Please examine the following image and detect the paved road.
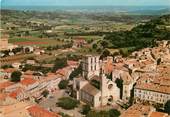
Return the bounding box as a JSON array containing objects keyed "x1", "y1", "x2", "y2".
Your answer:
[
  {"x1": 39, "y1": 90, "x2": 65, "y2": 108},
  {"x1": 39, "y1": 90, "x2": 83, "y2": 117}
]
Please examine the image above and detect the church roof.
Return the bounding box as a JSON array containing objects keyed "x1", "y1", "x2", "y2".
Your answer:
[{"x1": 81, "y1": 83, "x2": 100, "y2": 96}]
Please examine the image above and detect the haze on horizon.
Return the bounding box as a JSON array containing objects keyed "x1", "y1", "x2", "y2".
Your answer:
[{"x1": 2, "y1": 0, "x2": 170, "y2": 6}]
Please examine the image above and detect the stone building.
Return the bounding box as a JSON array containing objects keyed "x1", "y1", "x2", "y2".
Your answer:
[
  {"x1": 73, "y1": 55, "x2": 120, "y2": 107},
  {"x1": 134, "y1": 74, "x2": 170, "y2": 105},
  {"x1": 82, "y1": 55, "x2": 100, "y2": 80}
]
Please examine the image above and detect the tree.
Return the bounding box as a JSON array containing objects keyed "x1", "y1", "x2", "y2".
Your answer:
[
  {"x1": 58, "y1": 80, "x2": 69, "y2": 89},
  {"x1": 164, "y1": 100, "x2": 170, "y2": 114},
  {"x1": 92, "y1": 43, "x2": 97, "y2": 49},
  {"x1": 87, "y1": 39, "x2": 93, "y2": 44},
  {"x1": 2, "y1": 50, "x2": 10, "y2": 56},
  {"x1": 22, "y1": 64, "x2": 33, "y2": 72},
  {"x1": 69, "y1": 64, "x2": 82, "y2": 80},
  {"x1": 96, "y1": 48, "x2": 102, "y2": 53},
  {"x1": 119, "y1": 48, "x2": 129, "y2": 57},
  {"x1": 12, "y1": 47, "x2": 23, "y2": 54},
  {"x1": 82, "y1": 104, "x2": 91, "y2": 115},
  {"x1": 25, "y1": 31, "x2": 30, "y2": 36},
  {"x1": 107, "y1": 72, "x2": 112, "y2": 80},
  {"x1": 86, "y1": 110, "x2": 109, "y2": 117},
  {"x1": 59, "y1": 112, "x2": 71, "y2": 117},
  {"x1": 108, "y1": 109, "x2": 121, "y2": 117},
  {"x1": 86, "y1": 109, "x2": 120, "y2": 117},
  {"x1": 157, "y1": 58, "x2": 161, "y2": 65},
  {"x1": 100, "y1": 40, "x2": 109, "y2": 48},
  {"x1": 52, "y1": 57, "x2": 67, "y2": 72},
  {"x1": 112, "y1": 52, "x2": 120, "y2": 57},
  {"x1": 11, "y1": 71, "x2": 22, "y2": 82},
  {"x1": 56, "y1": 97, "x2": 79, "y2": 110},
  {"x1": 41, "y1": 90, "x2": 49, "y2": 97},
  {"x1": 115, "y1": 78, "x2": 123, "y2": 99},
  {"x1": 1, "y1": 64, "x2": 13, "y2": 69},
  {"x1": 100, "y1": 49, "x2": 110, "y2": 59}
]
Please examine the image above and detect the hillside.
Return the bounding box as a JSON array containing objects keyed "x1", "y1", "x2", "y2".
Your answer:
[{"x1": 104, "y1": 14, "x2": 170, "y2": 50}]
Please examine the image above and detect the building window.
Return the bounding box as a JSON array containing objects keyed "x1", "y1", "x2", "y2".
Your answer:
[
  {"x1": 99, "y1": 96, "x2": 101, "y2": 101},
  {"x1": 124, "y1": 90, "x2": 127, "y2": 94},
  {"x1": 108, "y1": 84, "x2": 113, "y2": 90}
]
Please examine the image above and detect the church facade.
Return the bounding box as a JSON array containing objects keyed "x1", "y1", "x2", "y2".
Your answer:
[{"x1": 73, "y1": 55, "x2": 120, "y2": 107}]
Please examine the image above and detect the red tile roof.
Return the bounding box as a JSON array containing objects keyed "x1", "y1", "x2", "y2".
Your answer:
[
  {"x1": 0, "y1": 81, "x2": 14, "y2": 90},
  {"x1": 56, "y1": 67, "x2": 71, "y2": 77},
  {"x1": 20, "y1": 78, "x2": 37, "y2": 86},
  {"x1": 9, "y1": 88, "x2": 23, "y2": 99},
  {"x1": 150, "y1": 112, "x2": 168, "y2": 117},
  {"x1": 27, "y1": 105, "x2": 61, "y2": 117}
]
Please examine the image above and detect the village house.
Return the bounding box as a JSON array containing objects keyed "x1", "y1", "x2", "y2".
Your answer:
[
  {"x1": 9, "y1": 87, "x2": 27, "y2": 101},
  {"x1": 12, "y1": 62, "x2": 22, "y2": 69},
  {"x1": 134, "y1": 75, "x2": 170, "y2": 105},
  {"x1": 56, "y1": 66, "x2": 73, "y2": 80},
  {"x1": 5, "y1": 83, "x2": 22, "y2": 93},
  {"x1": 111, "y1": 62, "x2": 135, "y2": 102},
  {"x1": 149, "y1": 112, "x2": 169, "y2": 117},
  {"x1": 120, "y1": 103, "x2": 155, "y2": 117},
  {"x1": 120, "y1": 103, "x2": 169, "y2": 117},
  {"x1": 0, "y1": 93, "x2": 19, "y2": 106},
  {"x1": 33, "y1": 48, "x2": 45, "y2": 55},
  {"x1": 20, "y1": 77, "x2": 39, "y2": 91},
  {"x1": 72, "y1": 37, "x2": 87, "y2": 48},
  {"x1": 26, "y1": 59, "x2": 36, "y2": 65},
  {"x1": 43, "y1": 73, "x2": 62, "y2": 92},
  {"x1": 27, "y1": 105, "x2": 61, "y2": 117},
  {"x1": 0, "y1": 100, "x2": 31, "y2": 117},
  {"x1": 0, "y1": 81, "x2": 14, "y2": 92},
  {"x1": 0, "y1": 68, "x2": 16, "y2": 79},
  {"x1": 20, "y1": 72, "x2": 63, "y2": 99}
]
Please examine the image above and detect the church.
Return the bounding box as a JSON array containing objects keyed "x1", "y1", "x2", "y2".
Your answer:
[{"x1": 73, "y1": 55, "x2": 120, "y2": 107}]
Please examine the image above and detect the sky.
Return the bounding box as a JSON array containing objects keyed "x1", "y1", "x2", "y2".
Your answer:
[{"x1": 1, "y1": 0, "x2": 170, "y2": 6}]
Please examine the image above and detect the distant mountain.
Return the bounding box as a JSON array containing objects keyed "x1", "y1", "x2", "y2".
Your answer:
[
  {"x1": 1, "y1": 5, "x2": 170, "y2": 14},
  {"x1": 129, "y1": 8, "x2": 170, "y2": 15}
]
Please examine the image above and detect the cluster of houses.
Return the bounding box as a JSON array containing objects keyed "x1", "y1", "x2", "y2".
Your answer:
[
  {"x1": 120, "y1": 103, "x2": 169, "y2": 117},
  {"x1": 72, "y1": 40, "x2": 170, "y2": 116},
  {"x1": 0, "y1": 97, "x2": 61, "y2": 117},
  {"x1": 0, "y1": 40, "x2": 170, "y2": 117},
  {"x1": 0, "y1": 59, "x2": 79, "y2": 117}
]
